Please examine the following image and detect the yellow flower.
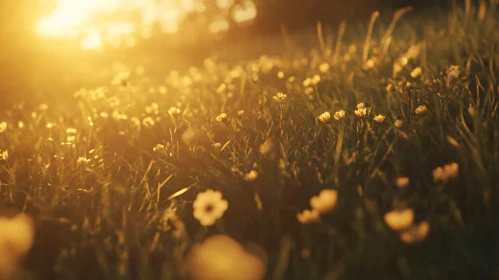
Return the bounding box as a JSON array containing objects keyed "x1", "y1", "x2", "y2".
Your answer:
[
  {"x1": 356, "y1": 102, "x2": 365, "y2": 109},
  {"x1": 310, "y1": 189, "x2": 338, "y2": 214},
  {"x1": 354, "y1": 108, "x2": 367, "y2": 118},
  {"x1": 0, "y1": 150, "x2": 8, "y2": 161},
  {"x1": 410, "y1": 67, "x2": 422, "y2": 78},
  {"x1": 272, "y1": 92, "x2": 287, "y2": 102},
  {"x1": 1, "y1": 121, "x2": 9, "y2": 133},
  {"x1": 277, "y1": 71, "x2": 285, "y2": 79},
  {"x1": 212, "y1": 143, "x2": 221, "y2": 149},
  {"x1": 333, "y1": 110, "x2": 345, "y2": 121},
  {"x1": 193, "y1": 190, "x2": 229, "y2": 226},
  {"x1": 142, "y1": 117, "x2": 155, "y2": 128},
  {"x1": 296, "y1": 209, "x2": 321, "y2": 224},
  {"x1": 311, "y1": 75, "x2": 321, "y2": 85},
  {"x1": 304, "y1": 87, "x2": 314, "y2": 95},
  {"x1": 77, "y1": 157, "x2": 90, "y2": 165},
  {"x1": 168, "y1": 107, "x2": 181, "y2": 116},
  {"x1": 153, "y1": 144, "x2": 166, "y2": 152},
  {"x1": 396, "y1": 177, "x2": 410, "y2": 188},
  {"x1": 317, "y1": 112, "x2": 331, "y2": 124},
  {"x1": 216, "y1": 113, "x2": 228, "y2": 122},
  {"x1": 400, "y1": 221, "x2": 430, "y2": 244},
  {"x1": 0, "y1": 213, "x2": 35, "y2": 277},
  {"x1": 386, "y1": 84, "x2": 394, "y2": 94},
  {"x1": 186, "y1": 234, "x2": 266, "y2": 280},
  {"x1": 373, "y1": 114, "x2": 386, "y2": 124},
  {"x1": 319, "y1": 63, "x2": 330, "y2": 73},
  {"x1": 244, "y1": 170, "x2": 259, "y2": 182},
  {"x1": 384, "y1": 208, "x2": 415, "y2": 231},
  {"x1": 414, "y1": 105, "x2": 427, "y2": 115},
  {"x1": 432, "y1": 162, "x2": 459, "y2": 183},
  {"x1": 394, "y1": 120, "x2": 404, "y2": 128}
]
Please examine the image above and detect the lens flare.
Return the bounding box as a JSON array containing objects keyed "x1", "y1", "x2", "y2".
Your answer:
[{"x1": 36, "y1": 0, "x2": 258, "y2": 49}]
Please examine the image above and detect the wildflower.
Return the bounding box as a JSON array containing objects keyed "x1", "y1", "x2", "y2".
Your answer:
[
  {"x1": 414, "y1": 105, "x2": 427, "y2": 115},
  {"x1": 153, "y1": 144, "x2": 165, "y2": 152},
  {"x1": 311, "y1": 75, "x2": 321, "y2": 85},
  {"x1": 410, "y1": 67, "x2": 422, "y2": 78},
  {"x1": 354, "y1": 108, "x2": 367, "y2": 118},
  {"x1": 0, "y1": 122, "x2": 7, "y2": 133},
  {"x1": 168, "y1": 106, "x2": 181, "y2": 116},
  {"x1": 319, "y1": 63, "x2": 330, "y2": 73},
  {"x1": 333, "y1": 110, "x2": 345, "y2": 121},
  {"x1": 18, "y1": 121, "x2": 24, "y2": 129},
  {"x1": 396, "y1": 177, "x2": 410, "y2": 188},
  {"x1": 244, "y1": 170, "x2": 259, "y2": 182},
  {"x1": 77, "y1": 157, "x2": 91, "y2": 165},
  {"x1": 373, "y1": 114, "x2": 386, "y2": 124},
  {"x1": 100, "y1": 112, "x2": 109, "y2": 118},
  {"x1": 259, "y1": 139, "x2": 274, "y2": 156},
  {"x1": 400, "y1": 221, "x2": 430, "y2": 244},
  {"x1": 364, "y1": 58, "x2": 376, "y2": 70},
  {"x1": 303, "y1": 78, "x2": 312, "y2": 87},
  {"x1": 384, "y1": 208, "x2": 415, "y2": 231},
  {"x1": 272, "y1": 92, "x2": 287, "y2": 102},
  {"x1": 468, "y1": 105, "x2": 476, "y2": 117},
  {"x1": 0, "y1": 213, "x2": 35, "y2": 277},
  {"x1": 193, "y1": 190, "x2": 228, "y2": 226},
  {"x1": 288, "y1": 76, "x2": 296, "y2": 83},
  {"x1": 142, "y1": 117, "x2": 155, "y2": 128},
  {"x1": 310, "y1": 189, "x2": 338, "y2": 214},
  {"x1": 296, "y1": 209, "x2": 321, "y2": 224},
  {"x1": 394, "y1": 120, "x2": 404, "y2": 128},
  {"x1": 356, "y1": 102, "x2": 365, "y2": 109},
  {"x1": 186, "y1": 234, "x2": 266, "y2": 280},
  {"x1": 277, "y1": 71, "x2": 285, "y2": 79},
  {"x1": 0, "y1": 150, "x2": 8, "y2": 161},
  {"x1": 66, "y1": 128, "x2": 77, "y2": 134},
  {"x1": 212, "y1": 143, "x2": 221, "y2": 149},
  {"x1": 237, "y1": 110, "x2": 245, "y2": 116},
  {"x1": 432, "y1": 162, "x2": 459, "y2": 183},
  {"x1": 386, "y1": 84, "x2": 394, "y2": 94},
  {"x1": 317, "y1": 112, "x2": 331, "y2": 124},
  {"x1": 216, "y1": 113, "x2": 228, "y2": 122},
  {"x1": 38, "y1": 103, "x2": 49, "y2": 111},
  {"x1": 304, "y1": 87, "x2": 314, "y2": 96}
]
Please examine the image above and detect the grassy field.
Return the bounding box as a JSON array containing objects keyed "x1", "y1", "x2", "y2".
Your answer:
[{"x1": 1, "y1": 2, "x2": 499, "y2": 279}]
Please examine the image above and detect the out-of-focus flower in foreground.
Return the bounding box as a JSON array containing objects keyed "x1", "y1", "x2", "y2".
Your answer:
[
  {"x1": 0, "y1": 213, "x2": 35, "y2": 278},
  {"x1": 186, "y1": 234, "x2": 266, "y2": 280},
  {"x1": 310, "y1": 189, "x2": 338, "y2": 214},
  {"x1": 432, "y1": 162, "x2": 459, "y2": 183},
  {"x1": 317, "y1": 112, "x2": 331, "y2": 124},
  {"x1": 384, "y1": 208, "x2": 414, "y2": 231},
  {"x1": 193, "y1": 190, "x2": 228, "y2": 226}
]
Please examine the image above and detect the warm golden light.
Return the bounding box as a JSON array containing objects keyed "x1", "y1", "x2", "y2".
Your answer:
[{"x1": 36, "y1": 0, "x2": 258, "y2": 49}]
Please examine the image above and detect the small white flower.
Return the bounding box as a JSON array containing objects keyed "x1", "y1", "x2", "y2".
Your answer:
[
  {"x1": 77, "y1": 157, "x2": 91, "y2": 165},
  {"x1": 216, "y1": 113, "x2": 228, "y2": 122},
  {"x1": 153, "y1": 144, "x2": 165, "y2": 152},
  {"x1": 193, "y1": 190, "x2": 229, "y2": 226},
  {"x1": 272, "y1": 92, "x2": 287, "y2": 102}
]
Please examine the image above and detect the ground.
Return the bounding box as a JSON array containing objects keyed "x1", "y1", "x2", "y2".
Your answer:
[{"x1": 1, "y1": 2, "x2": 499, "y2": 280}]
